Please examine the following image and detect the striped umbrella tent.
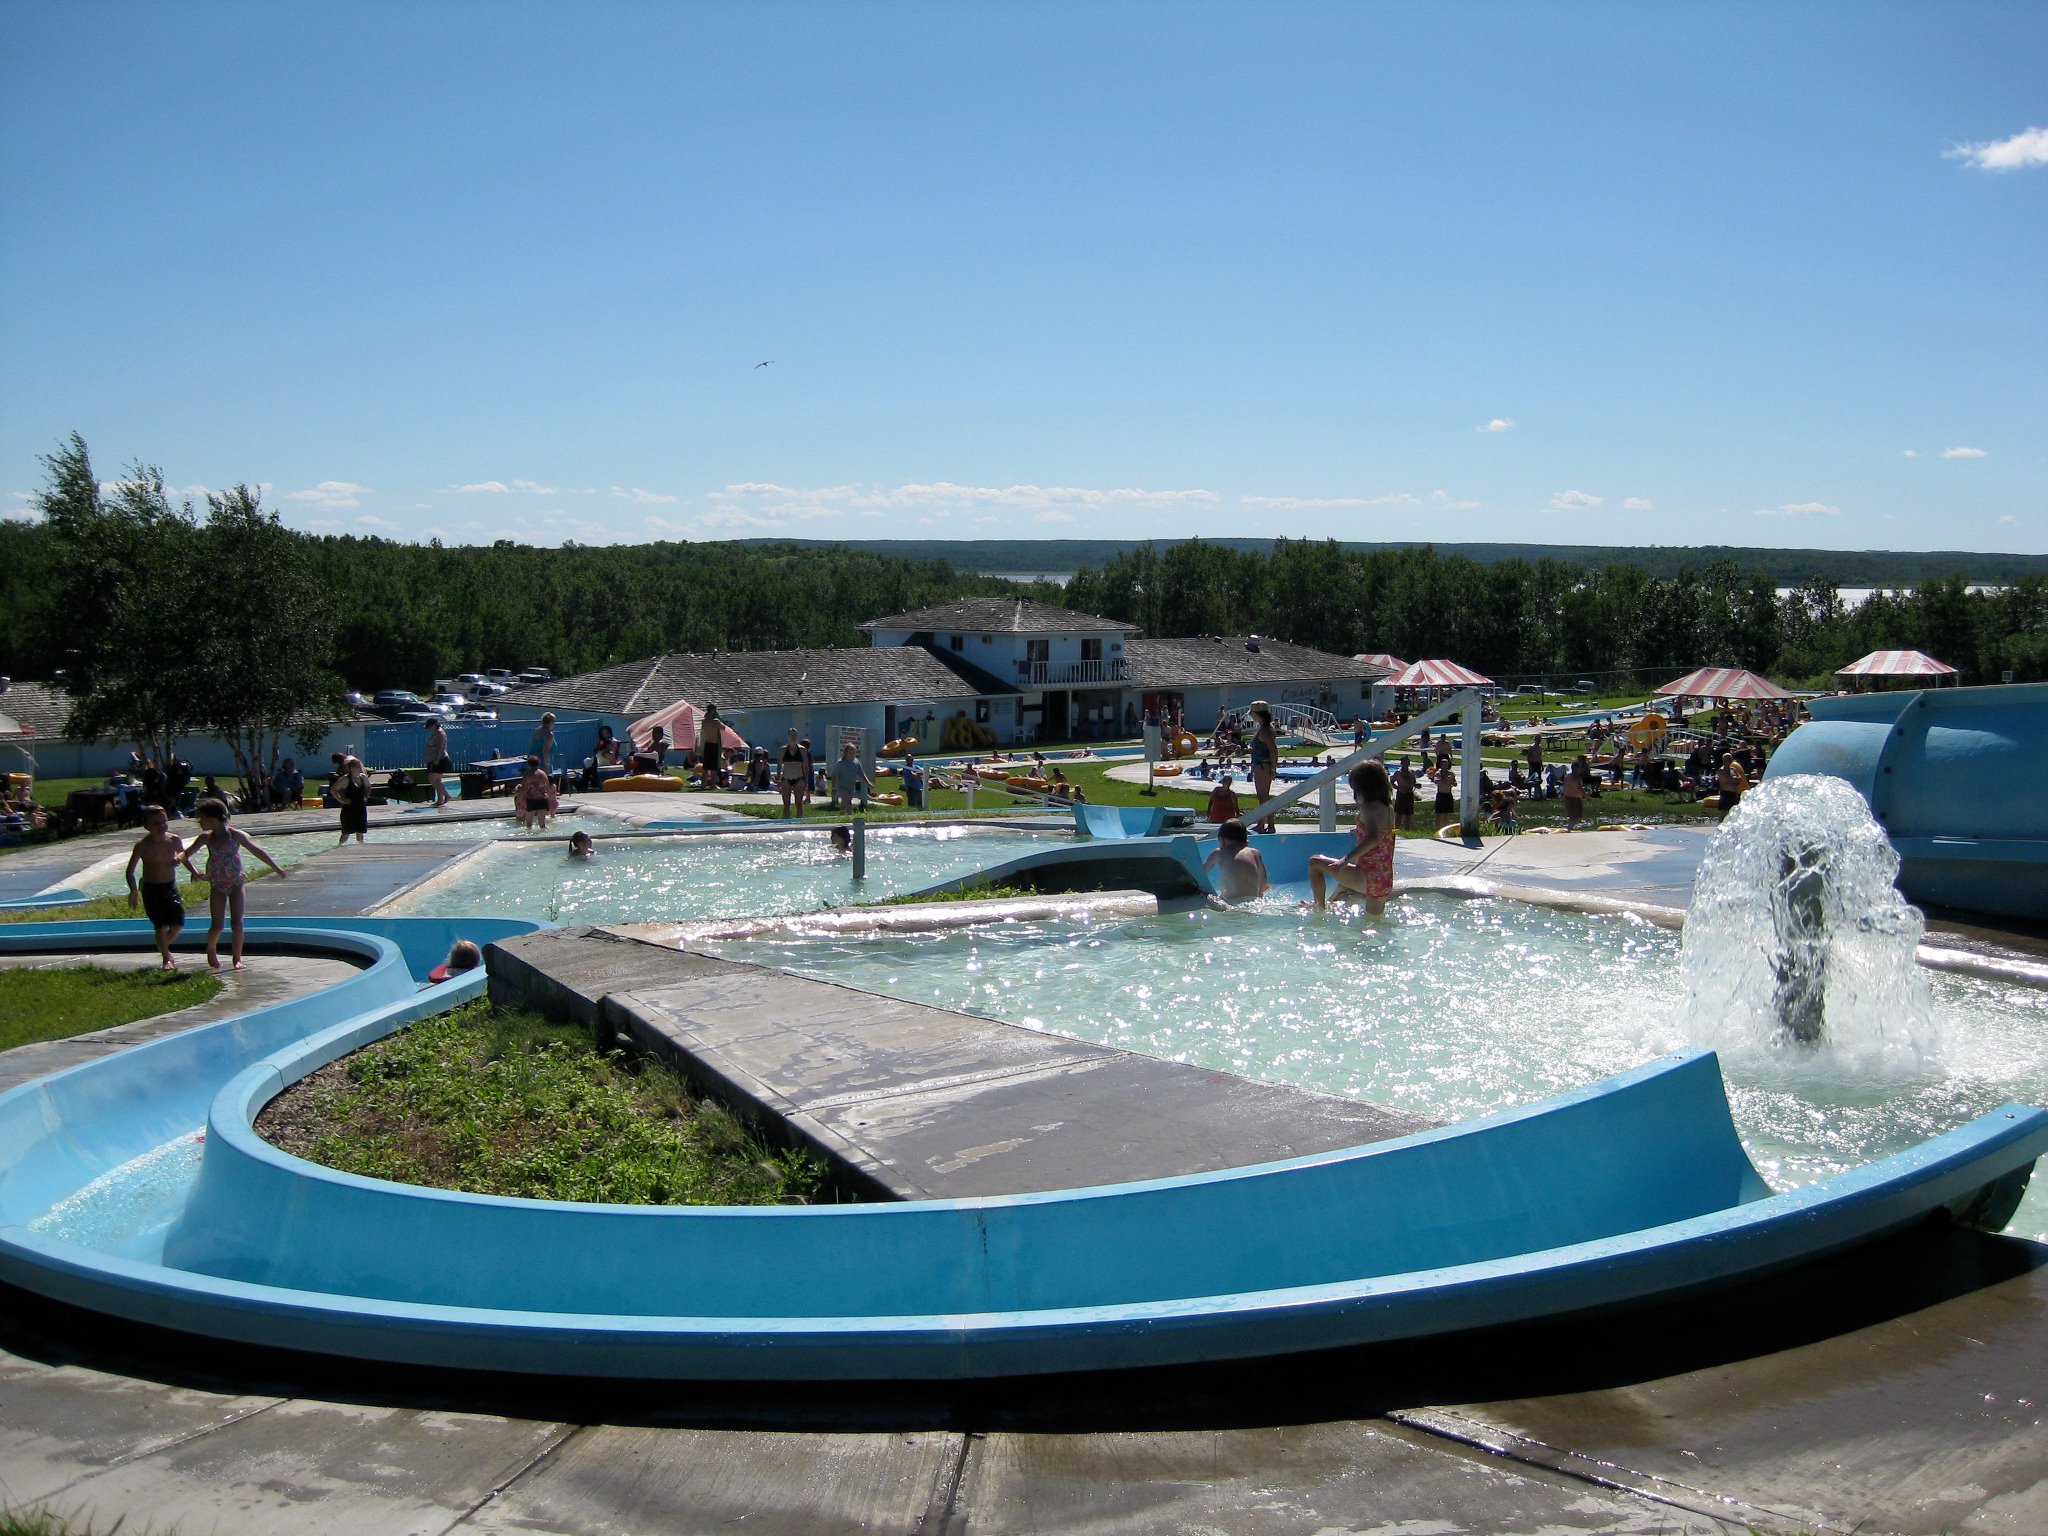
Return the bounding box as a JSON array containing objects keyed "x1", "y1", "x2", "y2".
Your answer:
[
  {"x1": 629, "y1": 698, "x2": 749, "y2": 753},
  {"x1": 1352, "y1": 653, "x2": 1408, "y2": 673},
  {"x1": 1655, "y1": 666, "x2": 1793, "y2": 702},
  {"x1": 1388, "y1": 658, "x2": 1494, "y2": 690},
  {"x1": 1836, "y1": 650, "x2": 1959, "y2": 688}
]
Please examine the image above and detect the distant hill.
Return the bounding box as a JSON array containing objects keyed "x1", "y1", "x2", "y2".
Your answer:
[{"x1": 739, "y1": 537, "x2": 2048, "y2": 588}]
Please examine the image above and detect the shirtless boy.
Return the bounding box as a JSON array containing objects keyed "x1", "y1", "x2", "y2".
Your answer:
[
  {"x1": 1204, "y1": 818, "x2": 1269, "y2": 903},
  {"x1": 125, "y1": 805, "x2": 187, "y2": 969}
]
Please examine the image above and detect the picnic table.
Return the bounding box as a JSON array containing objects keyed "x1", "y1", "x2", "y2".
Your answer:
[{"x1": 467, "y1": 757, "x2": 530, "y2": 796}]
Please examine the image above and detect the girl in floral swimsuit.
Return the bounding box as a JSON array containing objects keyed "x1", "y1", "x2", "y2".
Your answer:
[
  {"x1": 1307, "y1": 760, "x2": 1397, "y2": 915},
  {"x1": 184, "y1": 798, "x2": 286, "y2": 970}
]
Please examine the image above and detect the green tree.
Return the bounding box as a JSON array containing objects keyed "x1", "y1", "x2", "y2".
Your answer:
[
  {"x1": 184, "y1": 486, "x2": 344, "y2": 800},
  {"x1": 32, "y1": 436, "x2": 204, "y2": 766}
]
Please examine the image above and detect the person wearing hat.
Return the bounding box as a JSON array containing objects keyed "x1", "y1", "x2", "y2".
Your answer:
[{"x1": 1247, "y1": 700, "x2": 1279, "y2": 834}]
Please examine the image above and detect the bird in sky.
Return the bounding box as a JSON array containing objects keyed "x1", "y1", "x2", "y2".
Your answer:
[{"x1": 755, "y1": 360, "x2": 773, "y2": 368}]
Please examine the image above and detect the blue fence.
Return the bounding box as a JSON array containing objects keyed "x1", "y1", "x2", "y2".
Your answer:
[{"x1": 360, "y1": 716, "x2": 612, "y2": 771}]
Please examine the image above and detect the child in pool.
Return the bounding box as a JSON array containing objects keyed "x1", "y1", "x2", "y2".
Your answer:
[
  {"x1": 567, "y1": 830, "x2": 594, "y2": 858},
  {"x1": 183, "y1": 798, "x2": 286, "y2": 970}
]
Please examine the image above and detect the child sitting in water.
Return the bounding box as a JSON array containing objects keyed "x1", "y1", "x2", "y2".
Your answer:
[
  {"x1": 567, "y1": 830, "x2": 594, "y2": 858},
  {"x1": 829, "y1": 825, "x2": 853, "y2": 856},
  {"x1": 428, "y1": 938, "x2": 483, "y2": 983},
  {"x1": 1203, "y1": 818, "x2": 1269, "y2": 904}
]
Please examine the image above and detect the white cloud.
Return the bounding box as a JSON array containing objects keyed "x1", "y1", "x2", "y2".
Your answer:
[
  {"x1": 1999, "y1": 515, "x2": 2018, "y2": 525},
  {"x1": 1623, "y1": 497, "x2": 1655, "y2": 511},
  {"x1": 510, "y1": 479, "x2": 556, "y2": 494},
  {"x1": 1478, "y1": 418, "x2": 1515, "y2": 433},
  {"x1": 453, "y1": 481, "x2": 510, "y2": 494},
  {"x1": 1429, "y1": 490, "x2": 1481, "y2": 511},
  {"x1": 1947, "y1": 126, "x2": 2048, "y2": 172},
  {"x1": 1548, "y1": 489, "x2": 1602, "y2": 511},
  {"x1": 1942, "y1": 446, "x2": 1987, "y2": 459},
  {"x1": 1753, "y1": 501, "x2": 1841, "y2": 518},
  {"x1": 644, "y1": 515, "x2": 684, "y2": 536},
  {"x1": 166, "y1": 483, "x2": 211, "y2": 498},
  {"x1": 1243, "y1": 492, "x2": 1421, "y2": 511},
  {"x1": 612, "y1": 486, "x2": 681, "y2": 505},
  {"x1": 354, "y1": 514, "x2": 401, "y2": 532},
  {"x1": 288, "y1": 480, "x2": 370, "y2": 511},
  {"x1": 708, "y1": 481, "x2": 1219, "y2": 523},
  {"x1": 1035, "y1": 510, "x2": 1075, "y2": 523},
  {"x1": 1903, "y1": 449, "x2": 1919, "y2": 458}
]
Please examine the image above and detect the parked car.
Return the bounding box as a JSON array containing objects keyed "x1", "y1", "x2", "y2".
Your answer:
[
  {"x1": 344, "y1": 689, "x2": 373, "y2": 710},
  {"x1": 468, "y1": 680, "x2": 509, "y2": 698},
  {"x1": 372, "y1": 689, "x2": 428, "y2": 718},
  {"x1": 1573, "y1": 680, "x2": 1597, "y2": 694},
  {"x1": 429, "y1": 692, "x2": 470, "y2": 711},
  {"x1": 518, "y1": 667, "x2": 553, "y2": 685},
  {"x1": 454, "y1": 672, "x2": 490, "y2": 690},
  {"x1": 391, "y1": 709, "x2": 438, "y2": 722},
  {"x1": 455, "y1": 706, "x2": 498, "y2": 722},
  {"x1": 486, "y1": 668, "x2": 519, "y2": 686}
]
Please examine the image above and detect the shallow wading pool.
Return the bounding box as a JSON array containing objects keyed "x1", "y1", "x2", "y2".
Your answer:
[
  {"x1": 712, "y1": 891, "x2": 2048, "y2": 1242},
  {"x1": 383, "y1": 824, "x2": 1071, "y2": 924}
]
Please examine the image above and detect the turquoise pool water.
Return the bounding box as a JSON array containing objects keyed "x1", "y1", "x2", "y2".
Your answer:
[
  {"x1": 714, "y1": 893, "x2": 2048, "y2": 1241},
  {"x1": 384, "y1": 824, "x2": 1069, "y2": 925},
  {"x1": 67, "y1": 812, "x2": 618, "y2": 897}
]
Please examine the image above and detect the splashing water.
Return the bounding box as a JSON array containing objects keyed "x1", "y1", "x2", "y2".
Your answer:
[{"x1": 1679, "y1": 774, "x2": 1939, "y2": 1076}]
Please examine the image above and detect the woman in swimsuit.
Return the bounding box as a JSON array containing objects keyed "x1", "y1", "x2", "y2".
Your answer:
[
  {"x1": 777, "y1": 729, "x2": 808, "y2": 819},
  {"x1": 333, "y1": 754, "x2": 371, "y2": 845},
  {"x1": 425, "y1": 718, "x2": 453, "y2": 809},
  {"x1": 184, "y1": 798, "x2": 285, "y2": 970},
  {"x1": 1307, "y1": 760, "x2": 1396, "y2": 914},
  {"x1": 1247, "y1": 701, "x2": 1279, "y2": 834}
]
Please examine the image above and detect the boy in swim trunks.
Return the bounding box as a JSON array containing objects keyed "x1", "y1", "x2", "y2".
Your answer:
[
  {"x1": 125, "y1": 805, "x2": 188, "y2": 969},
  {"x1": 1203, "y1": 818, "x2": 1269, "y2": 904}
]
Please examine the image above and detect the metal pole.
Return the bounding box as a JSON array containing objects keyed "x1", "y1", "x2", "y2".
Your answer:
[
  {"x1": 1460, "y1": 702, "x2": 1482, "y2": 840},
  {"x1": 852, "y1": 818, "x2": 866, "y2": 882}
]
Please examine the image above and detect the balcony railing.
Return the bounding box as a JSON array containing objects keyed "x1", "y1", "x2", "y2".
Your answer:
[{"x1": 1019, "y1": 657, "x2": 1130, "y2": 688}]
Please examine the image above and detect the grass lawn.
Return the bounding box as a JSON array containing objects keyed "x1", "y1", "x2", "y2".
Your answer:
[
  {"x1": 256, "y1": 999, "x2": 825, "y2": 1206},
  {"x1": 0, "y1": 964, "x2": 222, "y2": 1051}
]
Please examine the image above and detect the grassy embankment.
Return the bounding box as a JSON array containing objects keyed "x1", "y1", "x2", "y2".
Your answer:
[
  {"x1": 258, "y1": 998, "x2": 823, "y2": 1206},
  {"x1": 0, "y1": 965, "x2": 222, "y2": 1051}
]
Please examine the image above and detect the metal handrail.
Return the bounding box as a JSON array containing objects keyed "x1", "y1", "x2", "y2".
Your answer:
[{"x1": 1239, "y1": 688, "x2": 1485, "y2": 836}]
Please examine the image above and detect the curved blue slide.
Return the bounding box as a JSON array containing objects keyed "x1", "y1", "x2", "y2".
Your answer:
[{"x1": 2, "y1": 918, "x2": 2043, "y2": 1381}]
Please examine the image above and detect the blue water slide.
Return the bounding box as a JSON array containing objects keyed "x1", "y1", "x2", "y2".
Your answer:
[
  {"x1": 1766, "y1": 682, "x2": 2048, "y2": 920},
  {"x1": 3, "y1": 916, "x2": 2042, "y2": 1381}
]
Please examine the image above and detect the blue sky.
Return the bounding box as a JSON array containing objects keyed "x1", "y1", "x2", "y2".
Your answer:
[{"x1": 2, "y1": 2, "x2": 2041, "y2": 553}]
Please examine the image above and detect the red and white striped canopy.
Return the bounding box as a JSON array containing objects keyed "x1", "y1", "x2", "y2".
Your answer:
[
  {"x1": 1656, "y1": 666, "x2": 1793, "y2": 701},
  {"x1": 1352, "y1": 653, "x2": 1408, "y2": 673},
  {"x1": 629, "y1": 698, "x2": 749, "y2": 752},
  {"x1": 1836, "y1": 650, "x2": 1957, "y2": 679},
  {"x1": 1389, "y1": 658, "x2": 1494, "y2": 689}
]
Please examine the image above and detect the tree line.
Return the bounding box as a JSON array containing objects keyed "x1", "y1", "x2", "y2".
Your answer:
[
  {"x1": 5, "y1": 438, "x2": 2043, "y2": 767},
  {"x1": 1060, "y1": 539, "x2": 2048, "y2": 687}
]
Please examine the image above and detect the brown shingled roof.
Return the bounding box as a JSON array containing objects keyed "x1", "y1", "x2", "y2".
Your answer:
[
  {"x1": 859, "y1": 597, "x2": 1135, "y2": 634},
  {"x1": 512, "y1": 647, "x2": 991, "y2": 715},
  {"x1": 1124, "y1": 637, "x2": 1392, "y2": 689}
]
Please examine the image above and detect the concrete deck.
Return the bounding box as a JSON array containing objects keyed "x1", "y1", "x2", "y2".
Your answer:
[
  {"x1": 488, "y1": 925, "x2": 1434, "y2": 1199},
  {"x1": 3, "y1": 823, "x2": 2047, "y2": 1532}
]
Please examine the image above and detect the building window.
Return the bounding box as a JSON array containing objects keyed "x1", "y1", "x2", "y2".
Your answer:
[
  {"x1": 950, "y1": 635, "x2": 964, "y2": 651},
  {"x1": 1081, "y1": 638, "x2": 1103, "y2": 662},
  {"x1": 981, "y1": 634, "x2": 992, "y2": 644},
  {"x1": 975, "y1": 700, "x2": 991, "y2": 722}
]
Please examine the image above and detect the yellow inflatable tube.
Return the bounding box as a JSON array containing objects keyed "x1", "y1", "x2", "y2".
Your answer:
[{"x1": 601, "y1": 774, "x2": 682, "y2": 793}]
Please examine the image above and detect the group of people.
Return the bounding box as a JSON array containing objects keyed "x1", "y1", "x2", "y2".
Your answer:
[{"x1": 125, "y1": 799, "x2": 288, "y2": 971}]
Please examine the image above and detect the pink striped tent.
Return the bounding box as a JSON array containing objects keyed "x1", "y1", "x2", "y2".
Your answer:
[
  {"x1": 1655, "y1": 666, "x2": 1793, "y2": 702},
  {"x1": 1352, "y1": 653, "x2": 1408, "y2": 673},
  {"x1": 1388, "y1": 658, "x2": 1494, "y2": 689},
  {"x1": 1836, "y1": 650, "x2": 1958, "y2": 686},
  {"x1": 630, "y1": 699, "x2": 749, "y2": 752}
]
